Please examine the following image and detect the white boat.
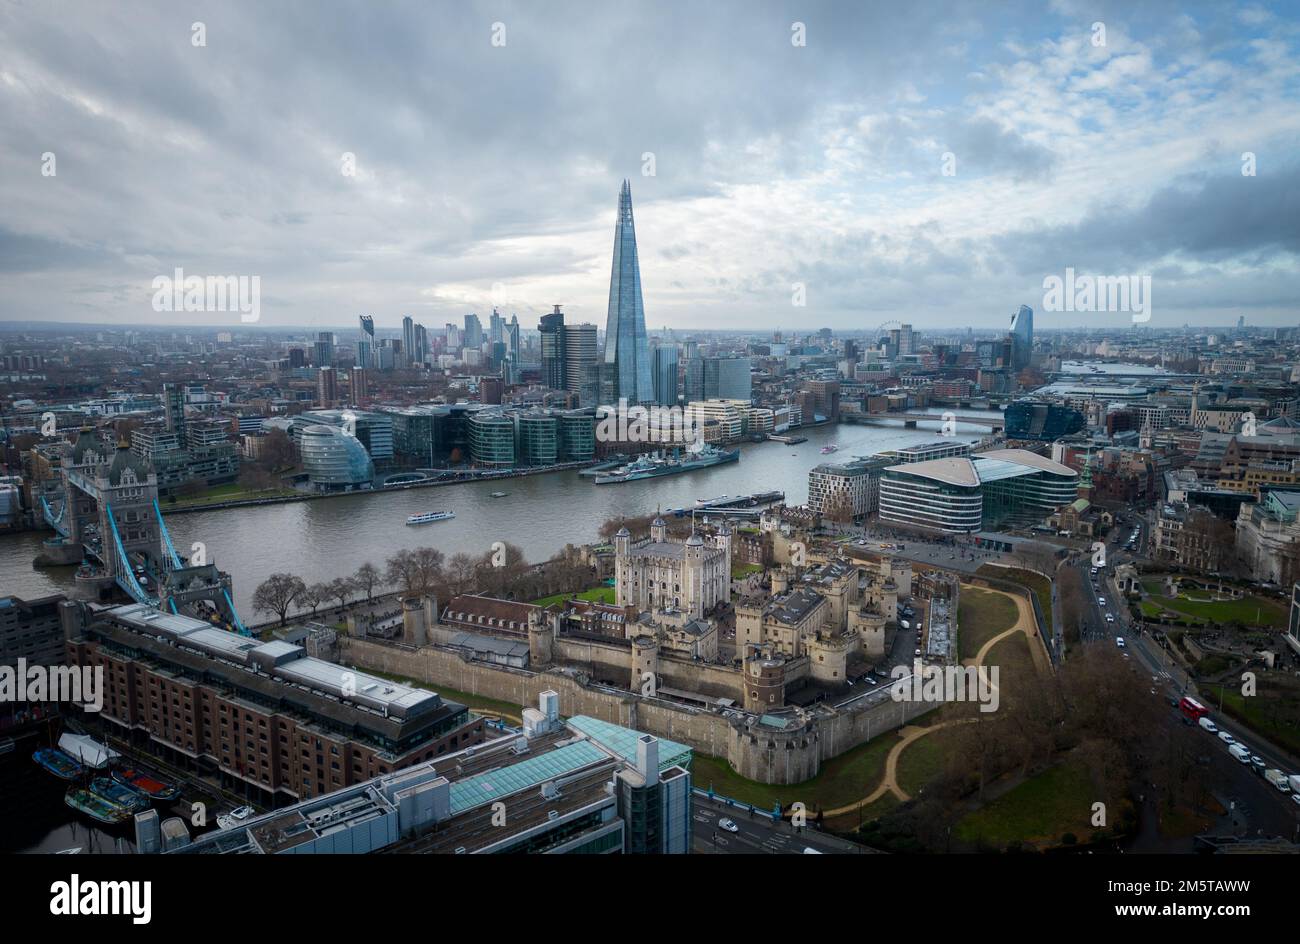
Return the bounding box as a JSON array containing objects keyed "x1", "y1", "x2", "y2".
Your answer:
[
  {"x1": 820, "y1": 444, "x2": 839, "y2": 454},
  {"x1": 406, "y1": 511, "x2": 455, "y2": 525},
  {"x1": 58, "y1": 732, "x2": 120, "y2": 770},
  {"x1": 490, "y1": 491, "x2": 508, "y2": 498},
  {"x1": 217, "y1": 805, "x2": 254, "y2": 830}
]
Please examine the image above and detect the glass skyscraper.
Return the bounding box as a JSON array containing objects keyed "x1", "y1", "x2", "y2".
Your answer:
[
  {"x1": 1010, "y1": 304, "x2": 1033, "y2": 371},
  {"x1": 602, "y1": 180, "x2": 654, "y2": 405}
]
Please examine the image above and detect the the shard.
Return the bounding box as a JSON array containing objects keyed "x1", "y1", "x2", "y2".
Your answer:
[{"x1": 601, "y1": 180, "x2": 654, "y2": 405}]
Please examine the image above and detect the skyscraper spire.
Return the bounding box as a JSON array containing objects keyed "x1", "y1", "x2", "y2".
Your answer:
[{"x1": 602, "y1": 179, "x2": 654, "y2": 405}]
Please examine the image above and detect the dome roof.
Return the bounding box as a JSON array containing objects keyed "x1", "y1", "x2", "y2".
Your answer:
[
  {"x1": 615, "y1": 525, "x2": 631, "y2": 537},
  {"x1": 107, "y1": 445, "x2": 150, "y2": 486},
  {"x1": 685, "y1": 531, "x2": 704, "y2": 546}
]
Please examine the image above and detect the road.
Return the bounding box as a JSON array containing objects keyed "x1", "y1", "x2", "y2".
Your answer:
[
  {"x1": 1072, "y1": 513, "x2": 1300, "y2": 842},
  {"x1": 691, "y1": 794, "x2": 876, "y2": 854}
]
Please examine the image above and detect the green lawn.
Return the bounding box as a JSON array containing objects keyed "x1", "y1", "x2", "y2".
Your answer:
[
  {"x1": 1143, "y1": 593, "x2": 1286, "y2": 628},
  {"x1": 1217, "y1": 680, "x2": 1300, "y2": 756},
  {"x1": 691, "y1": 728, "x2": 899, "y2": 813},
  {"x1": 167, "y1": 481, "x2": 297, "y2": 508},
  {"x1": 979, "y1": 566, "x2": 1053, "y2": 637},
  {"x1": 731, "y1": 562, "x2": 763, "y2": 579},
  {"x1": 894, "y1": 724, "x2": 968, "y2": 798},
  {"x1": 530, "y1": 586, "x2": 618, "y2": 607},
  {"x1": 954, "y1": 757, "x2": 1096, "y2": 847},
  {"x1": 957, "y1": 587, "x2": 1020, "y2": 661}
]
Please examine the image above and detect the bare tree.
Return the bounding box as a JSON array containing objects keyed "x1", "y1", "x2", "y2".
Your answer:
[
  {"x1": 328, "y1": 577, "x2": 356, "y2": 612},
  {"x1": 353, "y1": 562, "x2": 382, "y2": 602},
  {"x1": 252, "y1": 573, "x2": 306, "y2": 626},
  {"x1": 302, "y1": 583, "x2": 331, "y2": 618}
]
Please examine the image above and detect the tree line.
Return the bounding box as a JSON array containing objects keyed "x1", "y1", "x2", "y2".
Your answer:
[{"x1": 250, "y1": 541, "x2": 600, "y2": 626}]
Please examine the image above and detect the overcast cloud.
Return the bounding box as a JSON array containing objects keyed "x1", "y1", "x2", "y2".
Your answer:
[{"x1": 1, "y1": 0, "x2": 1298, "y2": 332}]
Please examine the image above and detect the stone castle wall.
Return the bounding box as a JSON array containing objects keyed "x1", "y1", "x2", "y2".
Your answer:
[{"x1": 343, "y1": 636, "x2": 932, "y2": 787}]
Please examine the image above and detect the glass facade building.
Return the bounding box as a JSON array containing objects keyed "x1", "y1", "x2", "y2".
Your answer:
[
  {"x1": 601, "y1": 180, "x2": 654, "y2": 405},
  {"x1": 468, "y1": 411, "x2": 516, "y2": 467},
  {"x1": 515, "y1": 412, "x2": 558, "y2": 467},
  {"x1": 299, "y1": 424, "x2": 375, "y2": 489},
  {"x1": 879, "y1": 449, "x2": 1077, "y2": 533}
]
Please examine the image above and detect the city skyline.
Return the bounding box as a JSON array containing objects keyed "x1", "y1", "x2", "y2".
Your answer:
[{"x1": 2, "y1": 2, "x2": 1299, "y2": 331}]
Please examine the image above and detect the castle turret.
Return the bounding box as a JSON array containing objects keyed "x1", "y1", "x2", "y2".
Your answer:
[
  {"x1": 631, "y1": 634, "x2": 660, "y2": 696},
  {"x1": 528, "y1": 608, "x2": 555, "y2": 666},
  {"x1": 743, "y1": 648, "x2": 787, "y2": 712},
  {"x1": 650, "y1": 515, "x2": 667, "y2": 543},
  {"x1": 401, "y1": 595, "x2": 430, "y2": 647}
]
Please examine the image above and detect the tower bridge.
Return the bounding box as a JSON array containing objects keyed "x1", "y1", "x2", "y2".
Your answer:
[{"x1": 39, "y1": 429, "x2": 248, "y2": 634}]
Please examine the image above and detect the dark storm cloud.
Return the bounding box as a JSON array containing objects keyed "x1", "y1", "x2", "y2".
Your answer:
[{"x1": 0, "y1": 0, "x2": 1297, "y2": 327}]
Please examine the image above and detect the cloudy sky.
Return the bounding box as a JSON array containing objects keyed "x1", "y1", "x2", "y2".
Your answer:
[{"x1": 2, "y1": 0, "x2": 1298, "y2": 333}]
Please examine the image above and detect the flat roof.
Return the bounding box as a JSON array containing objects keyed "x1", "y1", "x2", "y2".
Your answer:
[
  {"x1": 448, "y1": 740, "x2": 609, "y2": 815},
  {"x1": 567, "y1": 715, "x2": 694, "y2": 772}
]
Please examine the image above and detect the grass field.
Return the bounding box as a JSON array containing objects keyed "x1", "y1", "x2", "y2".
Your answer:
[
  {"x1": 1143, "y1": 593, "x2": 1286, "y2": 628},
  {"x1": 1217, "y1": 678, "x2": 1300, "y2": 756},
  {"x1": 166, "y1": 481, "x2": 298, "y2": 508},
  {"x1": 824, "y1": 792, "x2": 901, "y2": 833},
  {"x1": 530, "y1": 585, "x2": 618, "y2": 607},
  {"x1": 691, "y1": 729, "x2": 899, "y2": 813},
  {"x1": 957, "y1": 587, "x2": 1020, "y2": 662},
  {"x1": 894, "y1": 724, "x2": 969, "y2": 798},
  {"x1": 979, "y1": 565, "x2": 1053, "y2": 637},
  {"x1": 954, "y1": 757, "x2": 1096, "y2": 847}
]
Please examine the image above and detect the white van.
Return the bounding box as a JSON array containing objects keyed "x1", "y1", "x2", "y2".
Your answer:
[
  {"x1": 1229, "y1": 744, "x2": 1251, "y2": 764},
  {"x1": 1198, "y1": 716, "x2": 1218, "y2": 733}
]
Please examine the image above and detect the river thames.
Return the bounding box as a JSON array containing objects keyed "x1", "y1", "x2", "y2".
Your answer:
[{"x1": 0, "y1": 412, "x2": 995, "y2": 619}]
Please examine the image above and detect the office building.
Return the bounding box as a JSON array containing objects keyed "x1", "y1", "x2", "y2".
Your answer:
[
  {"x1": 167, "y1": 700, "x2": 691, "y2": 855},
  {"x1": 878, "y1": 449, "x2": 1077, "y2": 533},
  {"x1": 463, "y1": 313, "x2": 484, "y2": 351},
  {"x1": 1010, "y1": 304, "x2": 1033, "y2": 371},
  {"x1": 402, "y1": 316, "x2": 415, "y2": 366},
  {"x1": 652, "y1": 343, "x2": 679, "y2": 406},
  {"x1": 314, "y1": 332, "x2": 336, "y2": 368},
  {"x1": 602, "y1": 180, "x2": 654, "y2": 404},
  {"x1": 1004, "y1": 400, "x2": 1085, "y2": 440},
  {"x1": 564, "y1": 323, "x2": 600, "y2": 406},
  {"x1": 539, "y1": 305, "x2": 566, "y2": 391},
  {"x1": 468, "y1": 410, "x2": 517, "y2": 467}
]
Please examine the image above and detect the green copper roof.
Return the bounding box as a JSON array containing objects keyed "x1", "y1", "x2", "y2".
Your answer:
[{"x1": 567, "y1": 715, "x2": 693, "y2": 771}]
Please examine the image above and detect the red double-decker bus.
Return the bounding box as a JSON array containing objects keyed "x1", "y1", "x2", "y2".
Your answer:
[{"x1": 1179, "y1": 696, "x2": 1209, "y2": 721}]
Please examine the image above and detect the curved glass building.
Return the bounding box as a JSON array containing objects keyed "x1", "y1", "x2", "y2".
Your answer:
[
  {"x1": 879, "y1": 449, "x2": 1077, "y2": 533},
  {"x1": 468, "y1": 411, "x2": 516, "y2": 468},
  {"x1": 300, "y1": 424, "x2": 375, "y2": 490}
]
